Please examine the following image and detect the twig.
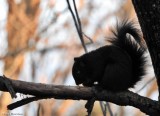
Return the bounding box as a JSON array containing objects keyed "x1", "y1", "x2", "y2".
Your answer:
[
  {"x1": 136, "y1": 77, "x2": 156, "y2": 93},
  {"x1": 66, "y1": 0, "x2": 87, "y2": 52},
  {"x1": 73, "y1": 0, "x2": 83, "y2": 40},
  {"x1": 85, "y1": 97, "x2": 96, "y2": 116},
  {"x1": 8, "y1": 96, "x2": 43, "y2": 110},
  {"x1": 100, "y1": 101, "x2": 107, "y2": 116},
  {"x1": 2, "y1": 75, "x2": 17, "y2": 98},
  {"x1": 83, "y1": 32, "x2": 93, "y2": 43},
  {"x1": 106, "y1": 102, "x2": 113, "y2": 116}
]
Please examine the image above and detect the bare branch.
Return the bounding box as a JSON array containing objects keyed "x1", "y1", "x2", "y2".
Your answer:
[
  {"x1": 99, "y1": 102, "x2": 107, "y2": 116},
  {"x1": 136, "y1": 77, "x2": 156, "y2": 93},
  {"x1": 66, "y1": 0, "x2": 87, "y2": 53},
  {"x1": 7, "y1": 96, "x2": 42, "y2": 110},
  {"x1": 0, "y1": 76, "x2": 159, "y2": 115}
]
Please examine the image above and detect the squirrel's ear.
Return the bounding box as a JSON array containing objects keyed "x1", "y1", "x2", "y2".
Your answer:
[{"x1": 74, "y1": 57, "x2": 79, "y2": 61}]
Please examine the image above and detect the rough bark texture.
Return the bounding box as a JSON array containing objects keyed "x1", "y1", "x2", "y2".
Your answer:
[
  {"x1": 132, "y1": 0, "x2": 160, "y2": 98},
  {"x1": 0, "y1": 76, "x2": 160, "y2": 115}
]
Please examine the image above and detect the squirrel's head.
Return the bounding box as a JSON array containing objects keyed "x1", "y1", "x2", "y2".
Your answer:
[{"x1": 72, "y1": 57, "x2": 93, "y2": 86}]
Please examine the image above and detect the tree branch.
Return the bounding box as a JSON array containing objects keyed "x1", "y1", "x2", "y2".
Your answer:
[{"x1": 0, "y1": 76, "x2": 159, "y2": 115}]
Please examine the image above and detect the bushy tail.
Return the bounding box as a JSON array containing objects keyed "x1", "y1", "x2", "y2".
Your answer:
[{"x1": 109, "y1": 20, "x2": 146, "y2": 87}]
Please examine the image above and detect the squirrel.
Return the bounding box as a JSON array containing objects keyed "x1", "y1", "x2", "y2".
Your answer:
[{"x1": 72, "y1": 20, "x2": 146, "y2": 91}]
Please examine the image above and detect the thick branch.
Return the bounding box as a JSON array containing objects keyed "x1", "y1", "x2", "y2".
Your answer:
[{"x1": 0, "y1": 76, "x2": 159, "y2": 115}]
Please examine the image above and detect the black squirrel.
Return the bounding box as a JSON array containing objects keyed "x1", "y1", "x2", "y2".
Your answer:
[{"x1": 72, "y1": 20, "x2": 146, "y2": 91}]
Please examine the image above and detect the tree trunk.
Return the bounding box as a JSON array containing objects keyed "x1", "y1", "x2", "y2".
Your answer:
[{"x1": 132, "y1": 0, "x2": 160, "y2": 100}]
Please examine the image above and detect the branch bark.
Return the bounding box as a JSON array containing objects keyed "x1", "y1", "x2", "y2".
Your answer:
[{"x1": 0, "y1": 76, "x2": 159, "y2": 115}]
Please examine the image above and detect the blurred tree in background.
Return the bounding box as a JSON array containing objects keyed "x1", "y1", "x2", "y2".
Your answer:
[{"x1": 0, "y1": 0, "x2": 156, "y2": 116}]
